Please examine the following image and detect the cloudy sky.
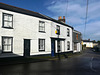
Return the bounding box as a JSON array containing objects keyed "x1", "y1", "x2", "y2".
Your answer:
[{"x1": 0, "y1": 0, "x2": 100, "y2": 41}]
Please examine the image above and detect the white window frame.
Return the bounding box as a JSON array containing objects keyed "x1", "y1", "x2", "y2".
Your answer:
[
  {"x1": 39, "y1": 39, "x2": 45, "y2": 52},
  {"x1": 39, "y1": 21, "x2": 45, "y2": 32},
  {"x1": 67, "y1": 41, "x2": 70, "y2": 50},
  {"x1": 2, "y1": 37, "x2": 13, "y2": 53},
  {"x1": 67, "y1": 28, "x2": 70, "y2": 37},
  {"x1": 3, "y1": 13, "x2": 13, "y2": 28}
]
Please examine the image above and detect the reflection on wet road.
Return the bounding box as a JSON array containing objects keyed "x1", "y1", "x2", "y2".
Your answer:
[{"x1": 0, "y1": 49, "x2": 100, "y2": 75}]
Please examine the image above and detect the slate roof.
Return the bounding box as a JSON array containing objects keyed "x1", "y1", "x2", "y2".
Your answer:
[
  {"x1": 82, "y1": 40, "x2": 97, "y2": 43},
  {"x1": 0, "y1": 2, "x2": 73, "y2": 29}
]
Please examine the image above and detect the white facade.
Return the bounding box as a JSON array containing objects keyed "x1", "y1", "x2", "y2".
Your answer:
[
  {"x1": 0, "y1": 6, "x2": 73, "y2": 58},
  {"x1": 83, "y1": 42, "x2": 93, "y2": 48}
]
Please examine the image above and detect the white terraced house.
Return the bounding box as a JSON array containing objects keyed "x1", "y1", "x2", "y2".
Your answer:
[{"x1": 0, "y1": 3, "x2": 82, "y2": 58}]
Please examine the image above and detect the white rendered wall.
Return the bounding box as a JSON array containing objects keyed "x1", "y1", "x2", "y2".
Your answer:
[{"x1": 0, "y1": 8, "x2": 73, "y2": 57}]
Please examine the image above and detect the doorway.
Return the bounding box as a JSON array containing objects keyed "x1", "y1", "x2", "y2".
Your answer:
[
  {"x1": 51, "y1": 40, "x2": 55, "y2": 57},
  {"x1": 24, "y1": 39, "x2": 30, "y2": 57}
]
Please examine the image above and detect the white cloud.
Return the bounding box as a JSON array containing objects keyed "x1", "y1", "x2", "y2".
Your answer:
[{"x1": 46, "y1": 0, "x2": 100, "y2": 41}]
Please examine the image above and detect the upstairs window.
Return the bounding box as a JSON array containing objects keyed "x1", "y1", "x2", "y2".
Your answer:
[
  {"x1": 67, "y1": 28, "x2": 70, "y2": 37},
  {"x1": 67, "y1": 41, "x2": 70, "y2": 50},
  {"x1": 39, "y1": 39, "x2": 45, "y2": 52},
  {"x1": 3, "y1": 13, "x2": 13, "y2": 28},
  {"x1": 56, "y1": 25, "x2": 60, "y2": 35},
  {"x1": 39, "y1": 21, "x2": 45, "y2": 32}
]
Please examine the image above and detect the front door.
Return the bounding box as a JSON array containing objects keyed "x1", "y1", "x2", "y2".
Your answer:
[
  {"x1": 51, "y1": 40, "x2": 55, "y2": 57},
  {"x1": 24, "y1": 39, "x2": 30, "y2": 57}
]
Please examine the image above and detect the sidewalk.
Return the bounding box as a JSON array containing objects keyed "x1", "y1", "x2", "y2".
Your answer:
[{"x1": 0, "y1": 52, "x2": 82, "y2": 65}]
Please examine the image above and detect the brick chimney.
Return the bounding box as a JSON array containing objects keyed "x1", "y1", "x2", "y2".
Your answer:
[{"x1": 58, "y1": 16, "x2": 65, "y2": 23}]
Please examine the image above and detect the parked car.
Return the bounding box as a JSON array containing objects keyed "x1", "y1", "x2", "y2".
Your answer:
[{"x1": 92, "y1": 46, "x2": 100, "y2": 52}]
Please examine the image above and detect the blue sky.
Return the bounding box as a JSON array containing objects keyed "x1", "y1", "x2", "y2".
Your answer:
[{"x1": 0, "y1": 0, "x2": 100, "y2": 41}]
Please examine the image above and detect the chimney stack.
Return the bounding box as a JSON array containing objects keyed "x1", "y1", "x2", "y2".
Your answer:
[
  {"x1": 88, "y1": 39, "x2": 90, "y2": 41},
  {"x1": 58, "y1": 16, "x2": 65, "y2": 23}
]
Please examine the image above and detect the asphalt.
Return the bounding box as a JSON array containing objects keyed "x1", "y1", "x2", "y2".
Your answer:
[{"x1": 0, "y1": 49, "x2": 100, "y2": 75}]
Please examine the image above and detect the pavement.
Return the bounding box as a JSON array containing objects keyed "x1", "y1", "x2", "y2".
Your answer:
[{"x1": 0, "y1": 49, "x2": 100, "y2": 75}]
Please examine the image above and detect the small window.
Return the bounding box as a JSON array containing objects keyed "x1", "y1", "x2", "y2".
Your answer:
[
  {"x1": 39, "y1": 39, "x2": 45, "y2": 51},
  {"x1": 67, "y1": 41, "x2": 70, "y2": 50},
  {"x1": 39, "y1": 21, "x2": 45, "y2": 32},
  {"x1": 2, "y1": 37, "x2": 13, "y2": 52},
  {"x1": 3, "y1": 13, "x2": 13, "y2": 28},
  {"x1": 67, "y1": 28, "x2": 70, "y2": 36},
  {"x1": 56, "y1": 25, "x2": 60, "y2": 35}
]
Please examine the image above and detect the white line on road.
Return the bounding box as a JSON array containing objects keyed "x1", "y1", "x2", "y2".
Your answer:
[{"x1": 90, "y1": 57, "x2": 97, "y2": 72}]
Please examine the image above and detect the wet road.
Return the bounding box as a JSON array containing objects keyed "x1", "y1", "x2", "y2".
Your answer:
[{"x1": 0, "y1": 49, "x2": 100, "y2": 75}]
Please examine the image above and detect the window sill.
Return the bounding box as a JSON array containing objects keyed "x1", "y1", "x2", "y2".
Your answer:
[
  {"x1": 2, "y1": 51, "x2": 13, "y2": 53},
  {"x1": 39, "y1": 50, "x2": 45, "y2": 52},
  {"x1": 39, "y1": 31, "x2": 46, "y2": 33},
  {"x1": 2, "y1": 27, "x2": 13, "y2": 29}
]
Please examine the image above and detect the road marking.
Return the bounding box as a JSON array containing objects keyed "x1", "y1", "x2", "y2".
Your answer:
[{"x1": 90, "y1": 57, "x2": 97, "y2": 72}]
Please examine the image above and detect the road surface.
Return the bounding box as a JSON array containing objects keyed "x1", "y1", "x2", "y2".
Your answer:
[{"x1": 0, "y1": 49, "x2": 100, "y2": 75}]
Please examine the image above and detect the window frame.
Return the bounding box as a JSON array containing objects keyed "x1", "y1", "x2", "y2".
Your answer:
[
  {"x1": 56, "y1": 25, "x2": 60, "y2": 35},
  {"x1": 38, "y1": 39, "x2": 45, "y2": 52},
  {"x1": 67, "y1": 41, "x2": 70, "y2": 50},
  {"x1": 2, "y1": 13, "x2": 13, "y2": 29},
  {"x1": 39, "y1": 21, "x2": 45, "y2": 33},
  {"x1": 2, "y1": 36, "x2": 13, "y2": 53},
  {"x1": 67, "y1": 28, "x2": 70, "y2": 37}
]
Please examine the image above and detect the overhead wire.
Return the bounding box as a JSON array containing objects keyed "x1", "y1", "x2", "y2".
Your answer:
[{"x1": 65, "y1": 0, "x2": 69, "y2": 24}]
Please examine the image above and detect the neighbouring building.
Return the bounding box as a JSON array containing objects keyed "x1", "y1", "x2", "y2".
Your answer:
[
  {"x1": 82, "y1": 39, "x2": 98, "y2": 48},
  {"x1": 73, "y1": 30, "x2": 82, "y2": 53},
  {"x1": 82, "y1": 40, "x2": 93, "y2": 48},
  {"x1": 0, "y1": 2, "x2": 82, "y2": 58}
]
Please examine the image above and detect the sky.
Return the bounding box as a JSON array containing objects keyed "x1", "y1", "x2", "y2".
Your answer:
[{"x1": 0, "y1": 0, "x2": 100, "y2": 41}]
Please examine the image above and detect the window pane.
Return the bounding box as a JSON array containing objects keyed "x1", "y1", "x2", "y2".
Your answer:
[
  {"x1": 3, "y1": 38, "x2": 8, "y2": 45},
  {"x1": 8, "y1": 38, "x2": 12, "y2": 44},
  {"x1": 40, "y1": 22, "x2": 42, "y2": 26},
  {"x1": 3, "y1": 13, "x2": 13, "y2": 28},
  {"x1": 40, "y1": 27, "x2": 43, "y2": 31},
  {"x1": 40, "y1": 45, "x2": 43, "y2": 50},
  {"x1": 8, "y1": 22, "x2": 12, "y2": 27},
  {"x1": 4, "y1": 21, "x2": 9, "y2": 27},
  {"x1": 4, "y1": 15, "x2": 8, "y2": 20},
  {"x1": 8, "y1": 45, "x2": 11, "y2": 51},
  {"x1": 3, "y1": 45, "x2": 7, "y2": 51},
  {"x1": 8, "y1": 15, "x2": 12, "y2": 21},
  {"x1": 3, "y1": 37, "x2": 12, "y2": 52},
  {"x1": 39, "y1": 21, "x2": 45, "y2": 32},
  {"x1": 39, "y1": 39, "x2": 45, "y2": 51}
]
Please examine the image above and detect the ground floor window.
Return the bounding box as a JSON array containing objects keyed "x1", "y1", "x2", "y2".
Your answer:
[
  {"x1": 67, "y1": 41, "x2": 70, "y2": 50},
  {"x1": 74, "y1": 43, "x2": 77, "y2": 50},
  {"x1": 2, "y1": 37, "x2": 13, "y2": 52},
  {"x1": 39, "y1": 39, "x2": 45, "y2": 52}
]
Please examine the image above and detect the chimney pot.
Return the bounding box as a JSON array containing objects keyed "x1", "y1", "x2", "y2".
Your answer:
[{"x1": 63, "y1": 16, "x2": 65, "y2": 19}]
